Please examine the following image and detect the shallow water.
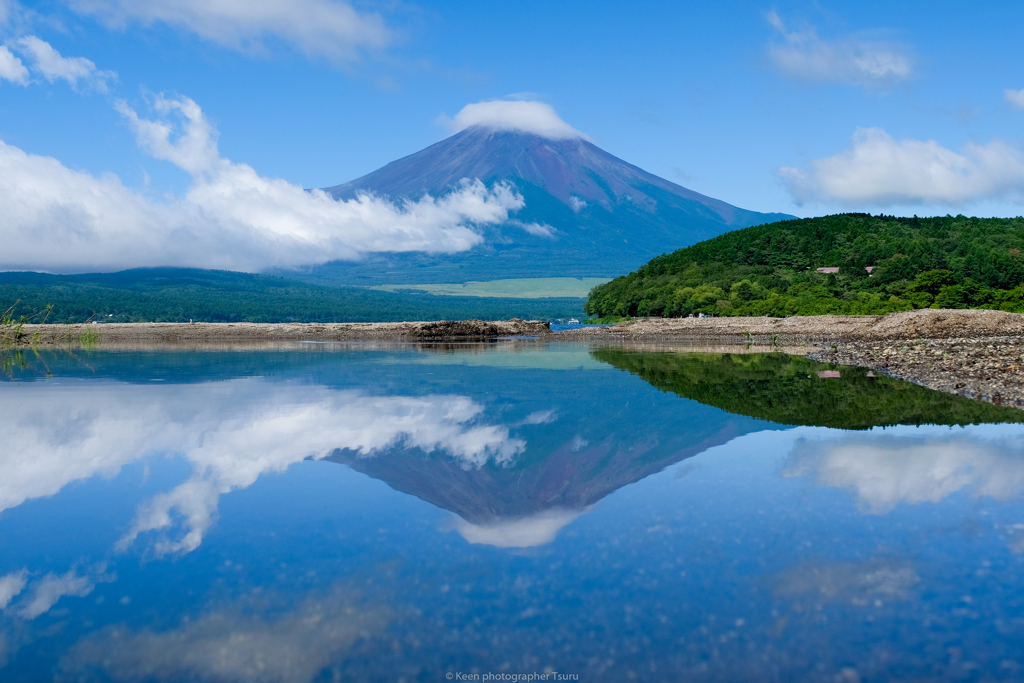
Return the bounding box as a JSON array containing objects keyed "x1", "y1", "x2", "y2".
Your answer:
[{"x1": 1, "y1": 343, "x2": 1024, "y2": 682}]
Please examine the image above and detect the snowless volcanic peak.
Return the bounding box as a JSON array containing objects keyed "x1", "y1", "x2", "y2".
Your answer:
[
  {"x1": 325, "y1": 124, "x2": 766, "y2": 226},
  {"x1": 315, "y1": 104, "x2": 792, "y2": 282}
]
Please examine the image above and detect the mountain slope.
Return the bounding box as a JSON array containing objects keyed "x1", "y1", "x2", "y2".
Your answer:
[{"x1": 292, "y1": 127, "x2": 791, "y2": 285}]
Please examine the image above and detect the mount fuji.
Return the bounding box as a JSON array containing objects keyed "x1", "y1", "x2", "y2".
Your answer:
[{"x1": 291, "y1": 104, "x2": 792, "y2": 286}]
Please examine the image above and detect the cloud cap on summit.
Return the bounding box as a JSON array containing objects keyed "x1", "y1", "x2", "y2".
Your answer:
[{"x1": 443, "y1": 100, "x2": 592, "y2": 141}]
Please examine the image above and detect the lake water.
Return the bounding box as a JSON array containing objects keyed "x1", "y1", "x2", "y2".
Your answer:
[{"x1": 2, "y1": 343, "x2": 1024, "y2": 682}]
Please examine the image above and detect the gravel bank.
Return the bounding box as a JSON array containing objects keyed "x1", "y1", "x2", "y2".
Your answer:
[
  {"x1": 16, "y1": 318, "x2": 550, "y2": 345},
  {"x1": 808, "y1": 338, "x2": 1024, "y2": 408},
  {"x1": 555, "y1": 309, "x2": 1024, "y2": 344}
]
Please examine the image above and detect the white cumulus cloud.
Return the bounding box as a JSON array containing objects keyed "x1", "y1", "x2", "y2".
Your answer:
[
  {"x1": 12, "y1": 36, "x2": 115, "y2": 91},
  {"x1": 0, "y1": 44, "x2": 27, "y2": 84},
  {"x1": 442, "y1": 100, "x2": 591, "y2": 141},
  {"x1": 64, "y1": 0, "x2": 391, "y2": 62},
  {"x1": 779, "y1": 127, "x2": 1024, "y2": 206},
  {"x1": 0, "y1": 94, "x2": 526, "y2": 273},
  {"x1": 766, "y1": 11, "x2": 911, "y2": 88},
  {"x1": 508, "y1": 219, "x2": 556, "y2": 238}
]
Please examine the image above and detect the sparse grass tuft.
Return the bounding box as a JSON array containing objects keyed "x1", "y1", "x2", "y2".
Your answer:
[{"x1": 77, "y1": 326, "x2": 100, "y2": 349}]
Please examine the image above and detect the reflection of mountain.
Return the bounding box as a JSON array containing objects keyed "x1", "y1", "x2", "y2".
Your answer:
[
  {"x1": 3, "y1": 346, "x2": 778, "y2": 550},
  {"x1": 328, "y1": 350, "x2": 782, "y2": 546},
  {"x1": 329, "y1": 421, "x2": 740, "y2": 527},
  {"x1": 593, "y1": 349, "x2": 1024, "y2": 429}
]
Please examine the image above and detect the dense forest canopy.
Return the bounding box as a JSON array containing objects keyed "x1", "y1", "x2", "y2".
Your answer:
[
  {"x1": 0, "y1": 269, "x2": 585, "y2": 324},
  {"x1": 585, "y1": 214, "x2": 1024, "y2": 318}
]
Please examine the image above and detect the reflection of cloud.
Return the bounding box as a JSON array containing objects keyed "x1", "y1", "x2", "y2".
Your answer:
[
  {"x1": 61, "y1": 586, "x2": 389, "y2": 683},
  {"x1": 783, "y1": 431, "x2": 1024, "y2": 514},
  {"x1": 0, "y1": 570, "x2": 27, "y2": 609},
  {"x1": 18, "y1": 566, "x2": 114, "y2": 620},
  {"x1": 1006, "y1": 524, "x2": 1024, "y2": 554},
  {"x1": 119, "y1": 392, "x2": 525, "y2": 555},
  {"x1": 1, "y1": 381, "x2": 523, "y2": 556},
  {"x1": 1, "y1": 387, "x2": 172, "y2": 514},
  {"x1": 771, "y1": 557, "x2": 919, "y2": 605},
  {"x1": 456, "y1": 508, "x2": 585, "y2": 548}
]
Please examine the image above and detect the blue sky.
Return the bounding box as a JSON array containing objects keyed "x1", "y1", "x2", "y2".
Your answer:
[{"x1": 3, "y1": 0, "x2": 1024, "y2": 272}]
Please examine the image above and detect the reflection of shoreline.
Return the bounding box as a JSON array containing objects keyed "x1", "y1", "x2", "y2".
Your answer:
[{"x1": 594, "y1": 349, "x2": 1024, "y2": 430}]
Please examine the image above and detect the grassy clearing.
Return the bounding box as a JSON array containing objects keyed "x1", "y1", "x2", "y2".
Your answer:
[{"x1": 370, "y1": 277, "x2": 611, "y2": 299}]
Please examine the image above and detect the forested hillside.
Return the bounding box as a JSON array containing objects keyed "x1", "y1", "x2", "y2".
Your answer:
[
  {"x1": 585, "y1": 214, "x2": 1024, "y2": 318},
  {"x1": 0, "y1": 269, "x2": 584, "y2": 323}
]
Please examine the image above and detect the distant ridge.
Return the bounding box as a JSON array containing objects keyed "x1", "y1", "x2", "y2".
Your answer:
[{"x1": 289, "y1": 126, "x2": 792, "y2": 286}]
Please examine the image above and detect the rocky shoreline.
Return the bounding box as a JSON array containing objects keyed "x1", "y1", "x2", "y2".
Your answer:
[
  {"x1": 807, "y1": 337, "x2": 1024, "y2": 408},
  {"x1": 567, "y1": 309, "x2": 1024, "y2": 409},
  {"x1": 10, "y1": 309, "x2": 1024, "y2": 409}
]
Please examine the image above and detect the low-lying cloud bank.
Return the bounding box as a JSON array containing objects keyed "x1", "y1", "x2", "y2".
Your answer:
[
  {"x1": 0, "y1": 94, "x2": 525, "y2": 273},
  {"x1": 779, "y1": 127, "x2": 1024, "y2": 206}
]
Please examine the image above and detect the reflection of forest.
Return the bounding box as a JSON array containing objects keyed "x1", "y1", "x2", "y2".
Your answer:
[{"x1": 593, "y1": 349, "x2": 1024, "y2": 430}]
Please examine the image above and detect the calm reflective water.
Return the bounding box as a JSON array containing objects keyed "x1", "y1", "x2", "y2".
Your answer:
[{"x1": 2, "y1": 343, "x2": 1024, "y2": 682}]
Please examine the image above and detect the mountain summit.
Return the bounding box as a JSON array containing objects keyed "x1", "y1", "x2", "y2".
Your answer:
[{"x1": 311, "y1": 119, "x2": 790, "y2": 284}]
